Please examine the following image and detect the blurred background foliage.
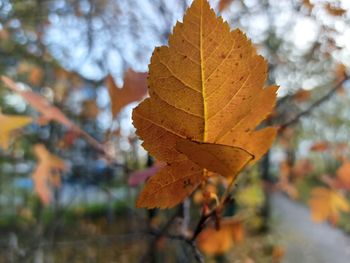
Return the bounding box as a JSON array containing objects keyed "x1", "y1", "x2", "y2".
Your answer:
[{"x1": 0, "y1": 0, "x2": 350, "y2": 262}]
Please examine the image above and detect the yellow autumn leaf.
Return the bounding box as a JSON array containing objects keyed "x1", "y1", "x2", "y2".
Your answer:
[
  {"x1": 33, "y1": 144, "x2": 67, "y2": 205},
  {"x1": 197, "y1": 218, "x2": 244, "y2": 255},
  {"x1": 309, "y1": 187, "x2": 350, "y2": 224},
  {"x1": 0, "y1": 113, "x2": 32, "y2": 150},
  {"x1": 132, "y1": 0, "x2": 278, "y2": 208},
  {"x1": 176, "y1": 139, "x2": 253, "y2": 177}
]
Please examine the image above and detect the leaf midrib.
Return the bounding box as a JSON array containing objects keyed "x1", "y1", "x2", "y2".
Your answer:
[{"x1": 199, "y1": 0, "x2": 207, "y2": 142}]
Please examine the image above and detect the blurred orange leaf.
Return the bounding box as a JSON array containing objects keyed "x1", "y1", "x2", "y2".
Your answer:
[
  {"x1": 293, "y1": 89, "x2": 310, "y2": 103},
  {"x1": 0, "y1": 29, "x2": 9, "y2": 40},
  {"x1": 17, "y1": 63, "x2": 44, "y2": 86},
  {"x1": 128, "y1": 162, "x2": 164, "y2": 187},
  {"x1": 28, "y1": 66, "x2": 44, "y2": 86},
  {"x1": 325, "y1": 3, "x2": 346, "y2": 16},
  {"x1": 82, "y1": 100, "x2": 99, "y2": 119},
  {"x1": 310, "y1": 141, "x2": 329, "y2": 152},
  {"x1": 292, "y1": 159, "x2": 313, "y2": 177},
  {"x1": 303, "y1": 0, "x2": 314, "y2": 10},
  {"x1": 106, "y1": 69, "x2": 147, "y2": 118},
  {"x1": 278, "y1": 161, "x2": 299, "y2": 199},
  {"x1": 335, "y1": 162, "x2": 350, "y2": 190},
  {"x1": 2, "y1": 76, "x2": 76, "y2": 128},
  {"x1": 272, "y1": 246, "x2": 285, "y2": 263},
  {"x1": 33, "y1": 144, "x2": 67, "y2": 205},
  {"x1": 336, "y1": 85, "x2": 346, "y2": 95},
  {"x1": 309, "y1": 187, "x2": 350, "y2": 224},
  {"x1": 0, "y1": 113, "x2": 32, "y2": 150},
  {"x1": 58, "y1": 130, "x2": 79, "y2": 149},
  {"x1": 335, "y1": 64, "x2": 347, "y2": 95},
  {"x1": 218, "y1": 0, "x2": 234, "y2": 12},
  {"x1": 193, "y1": 183, "x2": 218, "y2": 204},
  {"x1": 132, "y1": 0, "x2": 278, "y2": 208},
  {"x1": 2, "y1": 76, "x2": 104, "y2": 152},
  {"x1": 197, "y1": 218, "x2": 244, "y2": 255},
  {"x1": 278, "y1": 127, "x2": 295, "y2": 148},
  {"x1": 335, "y1": 63, "x2": 347, "y2": 80}
]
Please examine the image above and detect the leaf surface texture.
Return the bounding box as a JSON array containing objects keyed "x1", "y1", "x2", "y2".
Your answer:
[{"x1": 132, "y1": 0, "x2": 278, "y2": 208}]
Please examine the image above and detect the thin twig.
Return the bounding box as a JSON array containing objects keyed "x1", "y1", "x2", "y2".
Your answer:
[
  {"x1": 140, "y1": 207, "x2": 182, "y2": 263},
  {"x1": 142, "y1": 200, "x2": 213, "y2": 263},
  {"x1": 148, "y1": 229, "x2": 204, "y2": 263},
  {"x1": 185, "y1": 239, "x2": 204, "y2": 263},
  {"x1": 191, "y1": 209, "x2": 217, "y2": 242}
]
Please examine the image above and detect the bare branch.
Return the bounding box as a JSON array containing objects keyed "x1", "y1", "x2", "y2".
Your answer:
[
  {"x1": 140, "y1": 207, "x2": 182, "y2": 263},
  {"x1": 279, "y1": 76, "x2": 348, "y2": 132}
]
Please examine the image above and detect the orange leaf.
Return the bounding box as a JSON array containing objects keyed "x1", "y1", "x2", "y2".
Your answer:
[
  {"x1": 293, "y1": 89, "x2": 310, "y2": 103},
  {"x1": 2, "y1": 76, "x2": 76, "y2": 129},
  {"x1": 0, "y1": 113, "x2": 32, "y2": 150},
  {"x1": 336, "y1": 162, "x2": 350, "y2": 190},
  {"x1": 278, "y1": 161, "x2": 298, "y2": 199},
  {"x1": 28, "y1": 66, "x2": 44, "y2": 86},
  {"x1": 33, "y1": 144, "x2": 67, "y2": 205},
  {"x1": 272, "y1": 246, "x2": 285, "y2": 263},
  {"x1": 0, "y1": 29, "x2": 9, "y2": 40},
  {"x1": 292, "y1": 159, "x2": 313, "y2": 177},
  {"x1": 218, "y1": 0, "x2": 234, "y2": 12},
  {"x1": 193, "y1": 183, "x2": 218, "y2": 204},
  {"x1": 132, "y1": 0, "x2": 278, "y2": 208},
  {"x1": 106, "y1": 69, "x2": 147, "y2": 118},
  {"x1": 197, "y1": 218, "x2": 244, "y2": 255},
  {"x1": 2, "y1": 76, "x2": 103, "y2": 152},
  {"x1": 310, "y1": 141, "x2": 329, "y2": 152},
  {"x1": 303, "y1": 0, "x2": 314, "y2": 10},
  {"x1": 308, "y1": 187, "x2": 350, "y2": 223},
  {"x1": 128, "y1": 162, "x2": 164, "y2": 187},
  {"x1": 82, "y1": 100, "x2": 99, "y2": 119},
  {"x1": 325, "y1": 3, "x2": 347, "y2": 16},
  {"x1": 335, "y1": 63, "x2": 347, "y2": 80}
]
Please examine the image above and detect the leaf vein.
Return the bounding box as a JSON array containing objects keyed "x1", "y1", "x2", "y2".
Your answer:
[{"x1": 156, "y1": 57, "x2": 201, "y2": 94}]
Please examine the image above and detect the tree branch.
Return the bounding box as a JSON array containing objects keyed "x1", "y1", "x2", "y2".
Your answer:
[
  {"x1": 279, "y1": 76, "x2": 348, "y2": 132},
  {"x1": 140, "y1": 207, "x2": 182, "y2": 263},
  {"x1": 148, "y1": 228, "x2": 204, "y2": 263}
]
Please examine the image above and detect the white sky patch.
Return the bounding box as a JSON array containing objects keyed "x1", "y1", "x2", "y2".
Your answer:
[
  {"x1": 302, "y1": 78, "x2": 320, "y2": 90},
  {"x1": 96, "y1": 110, "x2": 112, "y2": 130},
  {"x1": 292, "y1": 17, "x2": 319, "y2": 50},
  {"x1": 4, "y1": 94, "x2": 26, "y2": 112},
  {"x1": 96, "y1": 87, "x2": 109, "y2": 108},
  {"x1": 336, "y1": 28, "x2": 350, "y2": 49},
  {"x1": 248, "y1": 13, "x2": 269, "y2": 36},
  {"x1": 339, "y1": 0, "x2": 350, "y2": 9}
]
